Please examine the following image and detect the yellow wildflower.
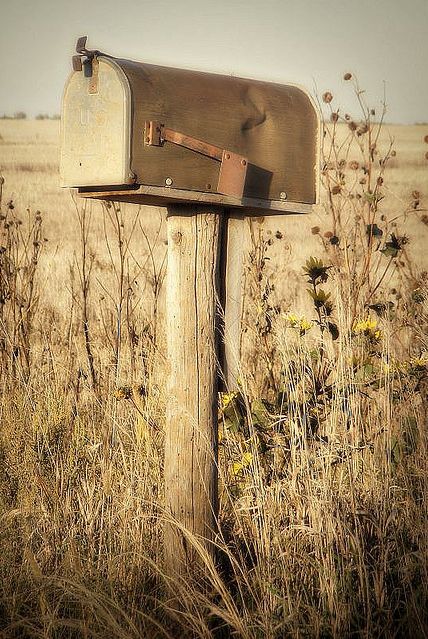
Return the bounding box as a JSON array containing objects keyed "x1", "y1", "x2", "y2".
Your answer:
[
  {"x1": 220, "y1": 391, "x2": 238, "y2": 411},
  {"x1": 232, "y1": 452, "x2": 253, "y2": 476},
  {"x1": 284, "y1": 313, "x2": 299, "y2": 327},
  {"x1": 409, "y1": 353, "x2": 428, "y2": 371},
  {"x1": 353, "y1": 316, "x2": 382, "y2": 341},
  {"x1": 353, "y1": 316, "x2": 378, "y2": 333},
  {"x1": 284, "y1": 312, "x2": 313, "y2": 334},
  {"x1": 299, "y1": 317, "x2": 313, "y2": 333}
]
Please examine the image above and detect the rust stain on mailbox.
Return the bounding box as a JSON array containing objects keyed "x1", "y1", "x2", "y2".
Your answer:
[{"x1": 60, "y1": 39, "x2": 320, "y2": 213}]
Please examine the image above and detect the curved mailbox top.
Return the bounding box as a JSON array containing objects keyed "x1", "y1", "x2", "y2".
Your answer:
[{"x1": 61, "y1": 48, "x2": 320, "y2": 213}]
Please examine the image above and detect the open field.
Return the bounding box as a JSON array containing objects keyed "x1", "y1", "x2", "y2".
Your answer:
[
  {"x1": 1, "y1": 119, "x2": 427, "y2": 314},
  {"x1": 0, "y1": 117, "x2": 428, "y2": 637}
]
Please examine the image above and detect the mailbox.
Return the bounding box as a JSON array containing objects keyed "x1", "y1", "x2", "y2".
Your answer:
[{"x1": 60, "y1": 38, "x2": 320, "y2": 213}]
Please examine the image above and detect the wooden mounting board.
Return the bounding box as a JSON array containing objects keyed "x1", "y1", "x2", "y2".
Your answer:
[{"x1": 77, "y1": 184, "x2": 313, "y2": 215}]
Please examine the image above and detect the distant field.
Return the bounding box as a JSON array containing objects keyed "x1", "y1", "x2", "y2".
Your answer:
[{"x1": 0, "y1": 120, "x2": 427, "y2": 314}]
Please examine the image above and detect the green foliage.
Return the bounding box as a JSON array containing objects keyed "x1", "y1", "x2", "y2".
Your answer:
[{"x1": 303, "y1": 256, "x2": 331, "y2": 285}]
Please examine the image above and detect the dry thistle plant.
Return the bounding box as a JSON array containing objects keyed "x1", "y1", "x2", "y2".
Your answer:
[{"x1": 0, "y1": 175, "x2": 46, "y2": 381}]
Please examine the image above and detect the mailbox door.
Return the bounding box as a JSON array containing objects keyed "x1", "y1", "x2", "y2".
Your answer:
[{"x1": 60, "y1": 58, "x2": 133, "y2": 187}]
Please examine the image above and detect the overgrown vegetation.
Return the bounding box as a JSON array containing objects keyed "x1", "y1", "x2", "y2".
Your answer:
[{"x1": 0, "y1": 78, "x2": 427, "y2": 638}]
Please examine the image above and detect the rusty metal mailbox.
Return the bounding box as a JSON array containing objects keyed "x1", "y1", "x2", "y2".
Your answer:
[{"x1": 60, "y1": 38, "x2": 320, "y2": 213}]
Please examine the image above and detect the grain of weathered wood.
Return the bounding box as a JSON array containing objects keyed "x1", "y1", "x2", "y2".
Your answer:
[{"x1": 164, "y1": 205, "x2": 222, "y2": 578}]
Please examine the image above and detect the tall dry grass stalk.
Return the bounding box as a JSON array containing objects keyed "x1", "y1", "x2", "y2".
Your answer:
[{"x1": 0, "y1": 78, "x2": 427, "y2": 638}]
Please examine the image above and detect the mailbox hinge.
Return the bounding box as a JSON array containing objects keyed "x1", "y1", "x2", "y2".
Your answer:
[{"x1": 144, "y1": 120, "x2": 248, "y2": 199}]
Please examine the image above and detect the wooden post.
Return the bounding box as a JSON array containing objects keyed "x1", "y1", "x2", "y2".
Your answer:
[{"x1": 164, "y1": 205, "x2": 223, "y2": 577}]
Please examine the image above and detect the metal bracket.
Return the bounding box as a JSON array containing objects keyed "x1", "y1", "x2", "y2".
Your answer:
[
  {"x1": 144, "y1": 120, "x2": 248, "y2": 199},
  {"x1": 72, "y1": 36, "x2": 102, "y2": 71},
  {"x1": 72, "y1": 36, "x2": 103, "y2": 93}
]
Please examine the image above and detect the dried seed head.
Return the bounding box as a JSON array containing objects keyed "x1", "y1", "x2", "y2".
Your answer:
[
  {"x1": 370, "y1": 109, "x2": 376, "y2": 116},
  {"x1": 377, "y1": 177, "x2": 384, "y2": 186},
  {"x1": 343, "y1": 73, "x2": 352, "y2": 81},
  {"x1": 348, "y1": 121, "x2": 357, "y2": 131},
  {"x1": 357, "y1": 123, "x2": 369, "y2": 136},
  {"x1": 275, "y1": 231, "x2": 283, "y2": 239},
  {"x1": 330, "y1": 112, "x2": 339, "y2": 123},
  {"x1": 332, "y1": 185, "x2": 342, "y2": 195},
  {"x1": 322, "y1": 91, "x2": 333, "y2": 104},
  {"x1": 348, "y1": 160, "x2": 360, "y2": 170},
  {"x1": 345, "y1": 113, "x2": 351, "y2": 121},
  {"x1": 324, "y1": 231, "x2": 333, "y2": 238},
  {"x1": 391, "y1": 150, "x2": 397, "y2": 157},
  {"x1": 311, "y1": 226, "x2": 320, "y2": 235},
  {"x1": 412, "y1": 190, "x2": 420, "y2": 200}
]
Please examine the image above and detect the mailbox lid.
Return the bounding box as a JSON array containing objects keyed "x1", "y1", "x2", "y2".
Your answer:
[
  {"x1": 60, "y1": 57, "x2": 133, "y2": 187},
  {"x1": 116, "y1": 58, "x2": 319, "y2": 204}
]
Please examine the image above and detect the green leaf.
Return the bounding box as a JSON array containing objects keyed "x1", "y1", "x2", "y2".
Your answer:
[
  {"x1": 303, "y1": 257, "x2": 331, "y2": 285},
  {"x1": 251, "y1": 398, "x2": 273, "y2": 428},
  {"x1": 381, "y1": 233, "x2": 409, "y2": 258},
  {"x1": 366, "y1": 223, "x2": 383, "y2": 239}
]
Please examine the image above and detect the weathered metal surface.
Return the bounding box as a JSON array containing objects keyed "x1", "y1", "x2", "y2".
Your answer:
[
  {"x1": 60, "y1": 58, "x2": 133, "y2": 187},
  {"x1": 88, "y1": 57, "x2": 99, "y2": 94},
  {"x1": 144, "y1": 121, "x2": 248, "y2": 197},
  {"x1": 61, "y1": 46, "x2": 320, "y2": 210},
  {"x1": 217, "y1": 151, "x2": 248, "y2": 199}
]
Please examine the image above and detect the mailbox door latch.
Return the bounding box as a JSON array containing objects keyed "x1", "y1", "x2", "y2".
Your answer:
[
  {"x1": 144, "y1": 120, "x2": 248, "y2": 199},
  {"x1": 72, "y1": 36, "x2": 105, "y2": 93}
]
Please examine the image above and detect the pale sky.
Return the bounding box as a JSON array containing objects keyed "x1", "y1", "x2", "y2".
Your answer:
[{"x1": 1, "y1": 0, "x2": 427, "y2": 123}]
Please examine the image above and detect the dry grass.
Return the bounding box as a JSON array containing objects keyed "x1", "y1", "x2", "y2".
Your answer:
[{"x1": 0, "y1": 94, "x2": 427, "y2": 638}]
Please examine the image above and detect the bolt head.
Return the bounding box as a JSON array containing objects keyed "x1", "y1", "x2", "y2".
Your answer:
[
  {"x1": 280, "y1": 191, "x2": 287, "y2": 200},
  {"x1": 165, "y1": 177, "x2": 173, "y2": 187}
]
